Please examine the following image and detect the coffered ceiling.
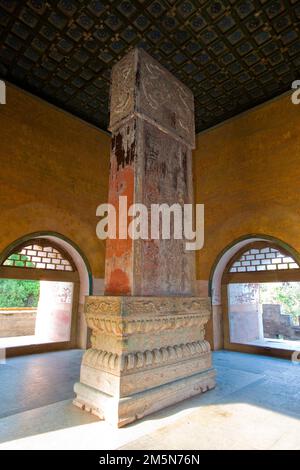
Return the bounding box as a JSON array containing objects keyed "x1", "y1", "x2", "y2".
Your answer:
[{"x1": 0, "y1": 0, "x2": 299, "y2": 133}]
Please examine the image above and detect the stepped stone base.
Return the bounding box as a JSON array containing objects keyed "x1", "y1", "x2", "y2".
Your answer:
[{"x1": 74, "y1": 368, "x2": 215, "y2": 427}]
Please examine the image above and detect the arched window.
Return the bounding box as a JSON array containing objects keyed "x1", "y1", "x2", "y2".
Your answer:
[
  {"x1": 2, "y1": 239, "x2": 76, "y2": 272},
  {"x1": 0, "y1": 238, "x2": 79, "y2": 353},
  {"x1": 222, "y1": 241, "x2": 300, "y2": 355},
  {"x1": 228, "y1": 243, "x2": 299, "y2": 274}
]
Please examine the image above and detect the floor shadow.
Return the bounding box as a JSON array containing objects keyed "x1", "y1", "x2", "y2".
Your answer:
[{"x1": 0, "y1": 349, "x2": 300, "y2": 446}]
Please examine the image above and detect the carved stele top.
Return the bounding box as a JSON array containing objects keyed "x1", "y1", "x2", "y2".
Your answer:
[{"x1": 109, "y1": 48, "x2": 195, "y2": 148}]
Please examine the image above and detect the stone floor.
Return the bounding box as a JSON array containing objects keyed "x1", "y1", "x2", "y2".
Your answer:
[
  {"x1": 0, "y1": 349, "x2": 82, "y2": 419},
  {"x1": 0, "y1": 349, "x2": 300, "y2": 450},
  {"x1": 247, "y1": 337, "x2": 300, "y2": 351}
]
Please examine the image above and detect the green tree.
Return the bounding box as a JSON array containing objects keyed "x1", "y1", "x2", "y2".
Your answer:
[{"x1": 0, "y1": 279, "x2": 40, "y2": 308}]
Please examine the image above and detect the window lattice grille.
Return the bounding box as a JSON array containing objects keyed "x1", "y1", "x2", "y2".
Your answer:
[
  {"x1": 2, "y1": 243, "x2": 74, "y2": 272},
  {"x1": 229, "y1": 247, "x2": 299, "y2": 273}
]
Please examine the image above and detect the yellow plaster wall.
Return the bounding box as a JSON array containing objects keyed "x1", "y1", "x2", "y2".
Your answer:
[
  {"x1": 1, "y1": 86, "x2": 300, "y2": 349},
  {"x1": 0, "y1": 84, "x2": 110, "y2": 279},
  {"x1": 1, "y1": 87, "x2": 300, "y2": 286},
  {"x1": 194, "y1": 92, "x2": 300, "y2": 286}
]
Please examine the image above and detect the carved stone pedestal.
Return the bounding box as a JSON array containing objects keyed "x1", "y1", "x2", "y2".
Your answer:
[{"x1": 73, "y1": 296, "x2": 215, "y2": 427}]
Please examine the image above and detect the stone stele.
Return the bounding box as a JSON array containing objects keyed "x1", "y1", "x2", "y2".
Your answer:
[{"x1": 73, "y1": 48, "x2": 216, "y2": 427}]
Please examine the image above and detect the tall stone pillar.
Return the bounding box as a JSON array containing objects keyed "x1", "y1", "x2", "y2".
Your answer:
[{"x1": 73, "y1": 49, "x2": 216, "y2": 427}]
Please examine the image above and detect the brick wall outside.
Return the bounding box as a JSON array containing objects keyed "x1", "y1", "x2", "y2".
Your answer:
[{"x1": 263, "y1": 304, "x2": 300, "y2": 340}]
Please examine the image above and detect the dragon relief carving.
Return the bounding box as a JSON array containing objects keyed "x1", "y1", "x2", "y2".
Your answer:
[
  {"x1": 109, "y1": 49, "x2": 135, "y2": 129},
  {"x1": 108, "y1": 49, "x2": 195, "y2": 146},
  {"x1": 85, "y1": 296, "x2": 210, "y2": 316},
  {"x1": 82, "y1": 340, "x2": 211, "y2": 373},
  {"x1": 84, "y1": 296, "x2": 211, "y2": 336},
  {"x1": 85, "y1": 298, "x2": 122, "y2": 315},
  {"x1": 122, "y1": 297, "x2": 211, "y2": 315},
  {"x1": 139, "y1": 57, "x2": 194, "y2": 145}
]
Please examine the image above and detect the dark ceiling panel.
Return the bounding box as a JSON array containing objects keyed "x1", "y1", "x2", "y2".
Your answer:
[{"x1": 0, "y1": 0, "x2": 300, "y2": 132}]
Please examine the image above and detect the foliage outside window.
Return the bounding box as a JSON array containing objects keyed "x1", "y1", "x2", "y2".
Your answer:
[
  {"x1": 0, "y1": 254, "x2": 40, "y2": 308},
  {"x1": 0, "y1": 278, "x2": 40, "y2": 308}
]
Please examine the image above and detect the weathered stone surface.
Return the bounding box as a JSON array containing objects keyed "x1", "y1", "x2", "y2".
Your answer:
[
  {"x1": 137, "y1": 121, "x2": 195, "y2": 295},
  {"x1": 74, "y1": 49, "x2": 215, "y2": 426},
  {"x1": 105, "y1": 49, "x2": 195, "y2": 297}
]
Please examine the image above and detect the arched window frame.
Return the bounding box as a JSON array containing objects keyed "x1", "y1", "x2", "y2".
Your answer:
[
  {"x1": 0, "y1": 238, "x2": 80, "y2": 353},
  {"x1": 223, "y1": 241, "x2": 300, "y2": 284},
  {"x1": 0, "y1": 238, "x2": 79, "y2": 284},
  {"x1": 221, "y1": 240, "x2": 300, "y2": 357}
]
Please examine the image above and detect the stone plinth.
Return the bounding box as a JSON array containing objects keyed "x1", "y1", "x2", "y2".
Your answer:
[
  {"x1": 74, "y1": 48, "x2": 215, "y2": 426},
  {"x1": 74, "y1": 296, "x2": 215, "y2": 427}
]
